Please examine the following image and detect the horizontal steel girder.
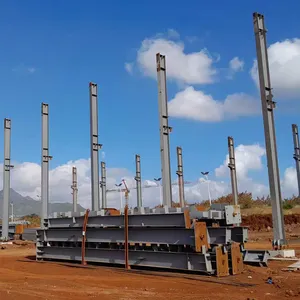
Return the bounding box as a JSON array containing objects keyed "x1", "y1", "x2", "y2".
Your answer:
[
  {"x1": 36, "y1": 246, "x2": 214, "y2": 273},
  {"x1": 37, "y1": 226, "x2": 247, "y2": 246}
]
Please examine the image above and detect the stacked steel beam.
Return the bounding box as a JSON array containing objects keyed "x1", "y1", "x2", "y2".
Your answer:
[{"x1": 36, "y1": 204, "x2": 246, "y2": 276}]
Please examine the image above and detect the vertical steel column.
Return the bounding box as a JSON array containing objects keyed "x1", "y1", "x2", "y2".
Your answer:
[
  {"x1": 71, "y1": 166, "x2": 78, "y2": 213},
  {"x1": 156, "y1": 53, "x2": 172, "y2": 207},
  {"x1": 176, "y1": 147, "x2": 185, "y2": 207},
  {"x1": 134, "y1": 154, "x2": 142, "y2": 207},
  {"x1": 228, "y1": 137, "x2": 239, "y2": 205},
  {"x1": 253, "y1": 12, "x2": 286, "y2": 246},
  {"x1": 41, "y1": 103, "x2": 52, "y2": 228},
  {"x1": 100, "y1": 161, "x2": 107, "y2": 208},
  {"x1": 292, "y1": 124, "x2": 300, "y2": 197},
  {"x1": 89, "y1": 82, "x2": 102, "y2": 211},
  {"x1": 2, "y1": 119, "x2": 13, "y2": 240}
]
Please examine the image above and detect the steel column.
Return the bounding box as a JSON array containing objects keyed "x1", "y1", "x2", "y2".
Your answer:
[
  {"x1": 2, "y1": 119, "x2": 13, "y2": 240},
  {"x1": 100, "y1": 161, "x2": 107, "y2": 208},
  {"x1": 71, "y1": 167, "x2": 78, "y2": 213},
  {"x1": 176, "y1": 146, "x2": 185, "y2": 207},
  {"x1": 292, "y1": 124, "x2": 300, "y2": 197},
  {"x1": 253, "y1": 12, "x2": 285, "y2": 246},
  {"x1": 156, "y1": 53, "x2": 172, "y2": 207},
  {"x1": 228, "y1": 137, "x2": 238, "y2": 205},
  {"x1": 89, "y1": 82, "x2": 102, "y2": 211},
  {"x1": 134, "y1": 154, "x2": 142, "y2": 207},
  {"x1": 41, "y1": 103, "x2": 52, "y2": 228}
]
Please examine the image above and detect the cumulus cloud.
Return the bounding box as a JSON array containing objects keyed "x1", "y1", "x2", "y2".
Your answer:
[
  {"x1": 251, "y1": 38, "x2": 300, "y2": 98},
  {"x1": 124, "y1": 62, "x2": 133, "y2": 74},
  {"x1": 281, "y1": 167, "x2": 299, "y2": 198},
  {"x1": 136, "y1": 36, "x2": 218, "y2": 84},
  {"x1": 168, "y1": 87, "x2": 260, "y2": 122},
  {"x1": 227, "y1": 57, "x2": 244, "y2": 79}
]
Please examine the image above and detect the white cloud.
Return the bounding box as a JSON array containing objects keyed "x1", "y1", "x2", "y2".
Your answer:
[
  {"x1": 136, "y1": 36, "x2": 217, "y2": 84},
  {"x1": 281, "y1": 167, "x2": 299, "y2": 198},
  {"x1": 229, "y1": 57, "x2": 244, "y2": 72},
  {"x1": 12, "y1": 64, "x2": 36, "y2": 74},
  {"x1": 167, "y1": 29, "x2": 180, "y2": 39},
  {"x1": 250, "y1": 38, "x2": 300, "y2": 98},
  {"x1": 124, "y1": 62, "x2": 133, "y2": 74},
  {"x1": 168, "y1": 86, "x2": 259, "y2": 122}
]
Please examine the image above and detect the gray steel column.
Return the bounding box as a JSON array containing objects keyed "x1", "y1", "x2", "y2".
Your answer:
[
  {"x1": 2, "y1": 119, "x2": 13, "y2": 240},
  {"x1": 41, "y1": 103, "x2": 52, "y2": 228},
  {"x1": 176, "y1": 147, "x2": 185, "y2": 207},
  {"x1": 100, "y1": 161, "x2": 107, "y2": 208},
  {"x1": 156, "y1": 53, "x2": 172, "y2": 207},
  {"x1": 71, "y1": 166, "x2": 78, "y2": 213},
  {"x1": 227, "y1": 137, "x2": 238, "y2": 205},
  {"x1": 292, "y1": 124, "x2": 300, "y2": 197},
  {"x1": 134, "y1": 154, "x2": 142, "y2": 207},
  {"x1": 253, "y1": 12, "x2": 286, "y2": 246},
  {"x1": 89, "y1": 82, "x2": 102, "y2": 211}
]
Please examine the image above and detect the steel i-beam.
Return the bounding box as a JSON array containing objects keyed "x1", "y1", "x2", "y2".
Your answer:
[
  {"x1": 253, "y1": 12, "x2": 286, "y2": 246},
  {"x1": 100, "y1": 161, "x2": 107, "y2": 208},
  {"x1": 89, "y1": 82, "x2": 102, "y2": 211},
  {"x1": 71, "y1": 167, "x2": 78, "y2": 213},
  {"x1": 292, "y1": 124, "x2": 300, "y2": 197},
  {"x1": 156, "y1": 53, "x2": 172, "y2": 207},
  {"x1": 228, "y1": 137, "x2": 238, "y2": 205},
  {"x1": 134, "y1": 154, "x2": 142, "y2": 207},
  {"x1": 2, "y1": 119, "x2": 13, "y2": 240},
  {"x1": 176, "y1": 146, "x2": 185, "y2": 207},
  {"x1": 41, "y1": 103, "x2": 52, "y2": 228}
]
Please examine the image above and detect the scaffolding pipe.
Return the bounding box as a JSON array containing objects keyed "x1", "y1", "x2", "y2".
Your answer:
[
  {"x1": 253, "y1": 12, "x2": 286, "y2": 247},
  {"x1": 228, "y1": 137, "x2": 239, "y2": 206},
  {"x1": 176, "y1": 147, "x2": 185, "y2": 207},
  {"x1": 41, "y1": 103, "x2": 52, "y2": 228},
  {"x1": 292, "y1": 124, "x2": 300, "y2": 197},
  {"x1": 2, "y1": 119, "x2": 13, "y2": 240},
  {"x1": 135, "y1": 154, "x2": 142, "y2": 207},
  {"x1": 71, "y1": 167, "x2": 78, "y2": 213},
  {"x1": 156, "y1": 53, "x2": 172, "y2": 207},
  {"x1": 100, "y1": 161, "x2": 107, "y2": 208},
  {"x1": 89, "y1": 82, "x2": 102, "y2": 211}
]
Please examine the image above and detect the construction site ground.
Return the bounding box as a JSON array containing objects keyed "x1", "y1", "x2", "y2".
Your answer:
[{"x1": 1, "y1": 220, "x2": 300, "y2": 299}]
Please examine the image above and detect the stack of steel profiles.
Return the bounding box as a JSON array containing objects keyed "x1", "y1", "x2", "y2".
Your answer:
[
  {"x1": 0, "y1": 224, "x2": 17, "y2": 240},
  {"x1": 36, "y1": 205, "x2": 247, "y2": 276}
]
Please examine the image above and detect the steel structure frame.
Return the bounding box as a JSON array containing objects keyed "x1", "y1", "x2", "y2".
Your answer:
[
  {"x1": 253, "y1": 12, "x2": 286, "y2": 247},
  {"x1": 292, "y1": 124, "x2": 300, "y2": 197},
  {"x1": 71, "y1": 166, "x2": 78, "y2": 213},
  {"x1": 1, "y1": 119, "x2": 13, "y2": 240},
  {"x1": 228, "y1": 137, "x2": 238, "y2": 205},
  {"x1": 89, "y1": 82, "x2": 102, "y2": 211},
  {"x1": 134, "y1": 154, "x2": 142, "y2": 207},
  {"x1": 100, "y1": 161, "x2": 107, "y2": 208},
  {"x1": 156, "y1": 53, "x2": 172, "y2": 207},
  {"x1": 176, "y1": 146, "x2": 185, "y2": 207}
]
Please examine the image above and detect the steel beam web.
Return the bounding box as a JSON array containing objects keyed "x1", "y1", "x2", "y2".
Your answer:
[
  {"x1": 292, "y1": 124, "x2": 300, "y2": 197},
  {"x1": 253, "y1": 12, "x2": 285, "y2": 246},
  {"x1": 176, "y1": 147, "x2": 185, "y2": 207},
  {"x1": 41, "y1": 103, "x2": 51, "y2": 228},
  {"x1": 2, "y1": 119, "x2": 13, "y2": 240},
  {"x1": 89, "y1": 82, "x2": 102, "y2": 211},
  {"x1": 135, "y1": 154, "x2": 142, "y2": 207},
  {"x1": 156, "y1": 53, "x2": 172, "y2": 207},
  {"x1": 100, "y1": 161, "x2": 107, "y2": 208},
  {"x1": 227, "y1": 137, "x2": 238, "y2": 206},
  {"x1": 71, "y1": 167, "x2": 78, "y2": 213}
]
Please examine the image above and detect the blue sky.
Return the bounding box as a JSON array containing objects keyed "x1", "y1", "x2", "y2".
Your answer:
[{"x1": 0, "y1": 0, "x2": 300, "y2": 193}]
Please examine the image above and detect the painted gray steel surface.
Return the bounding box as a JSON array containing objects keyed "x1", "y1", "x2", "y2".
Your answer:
[
  {"x1": 71, "y1": 167, "x2": 78, "y2": 213},
  {"x1": 100, "y1": 161, "x2": 107, "y2": 208},
  {"x1": 292, "y1": 124, "x2": 300, "y2": 197},
  {"x1": 176, "y1": 147, "x2": 185, "y2": 207},
  {"x1": 156, "y1": 53, "x2": 172, "y2": 207},
  {"x1": 253, "y1": 13, "x2": 285, "y2": 245},
  {"x1": 228, "y1": 137, "x2": 239, "y2": 206},
  {"x1": 135, "y1": 155, "x2": 142, "y2": 207}
]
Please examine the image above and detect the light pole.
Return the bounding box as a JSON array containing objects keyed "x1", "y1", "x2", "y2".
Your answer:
[
  {"x1": 115, "y1": 183, "x2": 123, "y2": 209},
  {"x1": 154, "y1": 177, "x2": 162, "y2": 206},
  {"x1": 201, "y1": 171, "x2": 211, "y2": 205},
  {"x1": 10, "y1": 202, "x2": 14, "y2": 222}
]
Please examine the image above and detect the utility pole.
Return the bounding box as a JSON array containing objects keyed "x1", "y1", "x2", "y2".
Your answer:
[
  {"x1": 89, "y1": 82, "x2": 102, "y2": 211},
  {"x1": 253, "y1": 12, "x2": 286, "y2": 247},
  {"x1": 41, "y1": 103, "x2": 52, "y2": 228},
  {"x1": 228, "y1": 137, "x2": 239, "y2": 205},
  {"x1": 134, "y1": 154, "x2": 142, "y2": 207},
  {"x1": 2, "y1": 119, "x2": 13, "y2": 240},
  {"x1": 100, "y1": 161, "x2": 107, "y2": 208},
  {"x1": 176, "y1": 147, "x2": 185, "y2": 207},
  {"x1": 71, "y1": 166, "x2": 78, "y2": 213},
  {"x1": 292, "y1": 124, "x2": 300, "y2": 197},
  {"x1": 156, "y1": 53, "x2": 172, "y2": 207}
]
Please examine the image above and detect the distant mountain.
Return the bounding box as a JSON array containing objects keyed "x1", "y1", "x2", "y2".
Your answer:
[{"x1": 0, "y1": 189, "x2": 86, "y2": 217}]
